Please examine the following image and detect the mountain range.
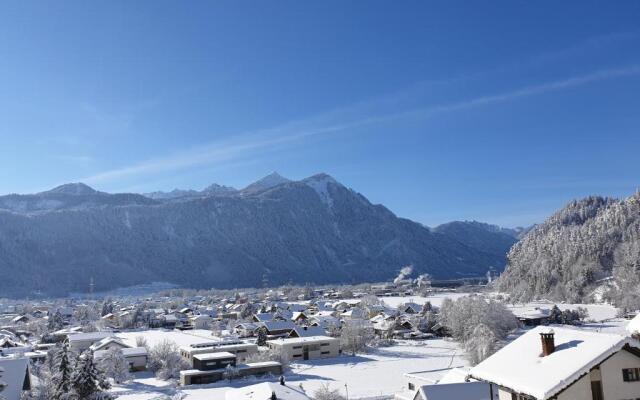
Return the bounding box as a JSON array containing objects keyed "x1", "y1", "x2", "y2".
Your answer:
[{"x1": 0, "y1": 173, "x2": 518, "y2": 297}]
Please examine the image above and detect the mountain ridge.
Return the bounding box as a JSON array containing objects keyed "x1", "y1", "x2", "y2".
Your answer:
[{"x1": 0, "y1": 173, "x2": 519, "y2": 297}]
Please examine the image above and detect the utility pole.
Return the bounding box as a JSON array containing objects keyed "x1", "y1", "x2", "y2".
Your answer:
[
  {"x1": 89, "y1": 276, "x2": 95, "y2": 300},
  {"x1": 344, "y1": 383, "x2": 349, "y2": 400}
]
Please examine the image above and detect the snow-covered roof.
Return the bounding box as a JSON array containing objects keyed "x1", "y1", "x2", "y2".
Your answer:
[
  {"x1": 89, "y1": 336, "x2": 130, "y2": 351},
  {"x1": 469, "y1": 326, "x2": 640, "y2": 399},
  {"x1": 289, "y1": 325, "x2": 325, "y2": 338},
  {"x1": 268, "y1": 335, "x2": 337, "y2": 345},
  {"x1": 513, "y1": 307, "x2": 551, "y2": 320},
  {"x1": 437, "y1": 367, "x2": 471, "y2": 384},
  {"x1": 418, "y1": 382, "x2": 492, "y2": 400},
  {"x1": 0, "y1": 357, "x2": 29, "y2": 400},
  {"x1": 93, "y1": 346, "x2": 148, "y2": 359},
  {"x1": 67, "y1": 331, "x2": 114, "y2": 343},
  {"x1": 193, "y1": 351, "x2": 235, "y2": 361},
  {"x1": 627, "y1": 314, "x2": 640, "y2": 336},
  {"x1": 225, "y1": 382, "x2": 310, "y2": 400}
]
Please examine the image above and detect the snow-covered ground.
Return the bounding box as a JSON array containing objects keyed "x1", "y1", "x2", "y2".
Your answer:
[
  {"x1": 506, "y1": 300, "x2": 618, "y2": 322},
  {"x1": 111, "y1": 338, "x2": 467, "y2": 400},
  {"x1": 110, "y1": 292, "x2": 626, "y2": 400}
]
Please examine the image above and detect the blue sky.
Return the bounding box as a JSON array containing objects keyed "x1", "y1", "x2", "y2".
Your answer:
[{"x1": 1, "y1": 1, "x2": 639, "y2": 227}]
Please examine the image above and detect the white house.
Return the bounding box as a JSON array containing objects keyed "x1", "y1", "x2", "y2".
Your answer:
[
  {"x1": 67, "y1": 332, "x2": 114, "y2": 352},
  {"x1": 469, "y1": 326, "x2": 640, "y2": 400},
  {"x1": 267, "y1": 335, "x2": 340, "y2": 361}
]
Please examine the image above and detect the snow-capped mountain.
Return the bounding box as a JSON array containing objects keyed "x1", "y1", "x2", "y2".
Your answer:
[{"x1": 0, "y1": 173, "x2": 511, "y2": 297}]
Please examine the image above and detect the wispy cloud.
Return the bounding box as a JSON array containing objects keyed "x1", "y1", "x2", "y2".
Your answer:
[{"x1": 82, "y1": 64, "x2": 640, "y2": 186}]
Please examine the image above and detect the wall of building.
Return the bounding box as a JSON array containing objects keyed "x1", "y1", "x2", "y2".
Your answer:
[
  {"x1": 557, "y1": 373, "x2": 592, "y2": 400},
  {"x1": 600, "y1": 348, "x2": 640, "y2": 399},
  {"x1": 269, "y1": 338, "x2": 339, "y2": 361}
]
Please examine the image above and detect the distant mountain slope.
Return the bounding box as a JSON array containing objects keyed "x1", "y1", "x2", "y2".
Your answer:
[
  {"x1": 144, "y1": 184, "x2": 237, "y2": 200},
  {"x1": 497, "y1": 193, "x2": 640, "y2": 306},
  {"x1": 0, "y1": 183, "x2": 156, "y2": 214},
  {"x1": 0, "y1": 173, "x2": 507, "y2": 297},
  {"x1": 433, "y1": 221, "x2": 519, "y2": 268}
]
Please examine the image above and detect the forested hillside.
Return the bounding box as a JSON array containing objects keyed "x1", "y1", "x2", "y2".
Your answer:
[{"x1": 498, "y1": 193, "x2": 640, "y2": 310}]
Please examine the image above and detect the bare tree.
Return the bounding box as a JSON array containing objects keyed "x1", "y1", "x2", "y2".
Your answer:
[
  {"x1": 98, "y1": 348, "x2": 131, "y2": 384},
  {"x1": 148, "y1": 340, "x2": 189, "y2": 380},
  {"x1": 313, "y1": 383, "x2": 346, "y2": 400}
]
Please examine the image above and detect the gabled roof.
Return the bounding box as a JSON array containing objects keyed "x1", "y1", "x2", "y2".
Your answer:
[
  {"x1": 289, "y1": 325, "x2": 325, "y2": 338},
  {"x1": 0, "y1": 357, "x2": 30, "y2": 400},
  {"x1": 89, "y1": 336, "x2": 130, "y2": 351},
  {"x1": 628, "y1": 314, "x2": 640, "y2": 336},
  {"x1": 418, "y1": 382, "x2": 492, "y2": 400},
  {"x1": 225, "y1": 382, "x2": 310, "y2": 400},
  {"x1": 469, "y1": 326, "x2": 640, "y2": 400}
]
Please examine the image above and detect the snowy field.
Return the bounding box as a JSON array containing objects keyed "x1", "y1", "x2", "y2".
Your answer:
[{"x1": 111, "y1": 338, "x2": 467, "y2": 399}]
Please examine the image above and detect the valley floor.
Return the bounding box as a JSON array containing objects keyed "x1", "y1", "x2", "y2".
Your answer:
[{"x1": 108, "y1": 294, "x2": 628, "y2": 400}]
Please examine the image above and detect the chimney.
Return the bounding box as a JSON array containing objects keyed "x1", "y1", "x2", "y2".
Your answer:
[{"x1": 540, "y1": 329, "x2": 555, "y2": 356}]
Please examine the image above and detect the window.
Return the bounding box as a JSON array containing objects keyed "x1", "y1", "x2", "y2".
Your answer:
[
  {"x1": 623, "y1": 368, "x2": 640, "y2": 382},
  {"x1": 292, "y1": 354, "x2": 302, "y2": 358},
  {"x1": 293, "y1": 346, "x2": 302, "y2": 349},
  {"x1": 321, "y1": 343, "x2": 330, "y2": 347},
  {"x1": 321, "y1": 351, "x2": 330, "y2": 355},
  {"x1": 408, "y1": 383, "x2": 415, "y2": 390},
  {"x1": 236, "y1": 349, "x2": 246, "y2": 353}
]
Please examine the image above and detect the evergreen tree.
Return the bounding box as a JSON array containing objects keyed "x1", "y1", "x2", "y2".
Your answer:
[
  {"x1": 256, "y1": 327, "x2": 268, "y2": 346},
  {"x1": 70, "y1": 351, "x2": 111, "y2": 399},
  {"x1": 52, "y1": 343, "x2": 73, "y2": 400},
  {"x1": 48, "y1": 310, "x2": 65, "y2": 331}
]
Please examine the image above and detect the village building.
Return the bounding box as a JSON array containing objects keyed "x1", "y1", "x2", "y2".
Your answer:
[
  {"x1": 267, "y1": 335, "x2": 340, "y2": 361},
  {"x1": 179, "y1": 341, "x2": 258, "y2": 363},
  {"x1": 67, "y1": 331, "x2": 114, "y2": 352},
  {"x1": 470, "y1": 326, "x2": 640, "y2": 400},
  {"x1": 94, "y1": 347, "x2": 148, "y2": 371},
  {"x1": 179, "y1": 350, "x2": 282, "y2": 386}
]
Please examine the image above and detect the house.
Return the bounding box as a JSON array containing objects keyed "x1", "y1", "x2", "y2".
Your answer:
[
  {"x1": 234, "y1": 322, "x2": 260, "y2": 338},
  {"x1": 288, "y1": 325, "x2": 326, "y2": 338},
  {"x1": 513, "y1": 308, "x2": 551, "y2": 327},
  {"x1": 259, "y1": 321, "x2": 297, "y2": 338},
  {"x1": 94, "y1": 347, "x2": 148, "y2": 371},
  {"x1": 89, "y1": 336, "x2": 130, "y2": 352},
  {"x1": 189, "y1": 314, "x2": 212, "y2": 329},
  {"x1": 67, "y1": 332, "x2": 114, "y2": 352},
  {"x1": 179, "y1": 351, "x2": 282, "y2": 386},
  {"x1": 469, "y1": 326, "x2": 640, "y2": 400},
  {"x1": 309, "y1": 315, "x2": 340, "y2": 332},
  {"x1": 225, "y1": 382, "x2": 311, "y2": 400},
  {"x1": 180, "y1": 341, "x2": 258, "y2": 363},
  {"x1": 291, "y1": 311, "x2": 309, "y2": 324},
  {"x1": 190, "y1": 351, "x2": 236, "y2": 371},
  {"x1": 0, "y1": 357, "x2": 31, "y2": 400},
  {"x1": 402, "y1": 303, "x2": 423, "y2": 314},
  {"x1": 267, "y1": 336, "x2": 340, "y2": 361}
]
